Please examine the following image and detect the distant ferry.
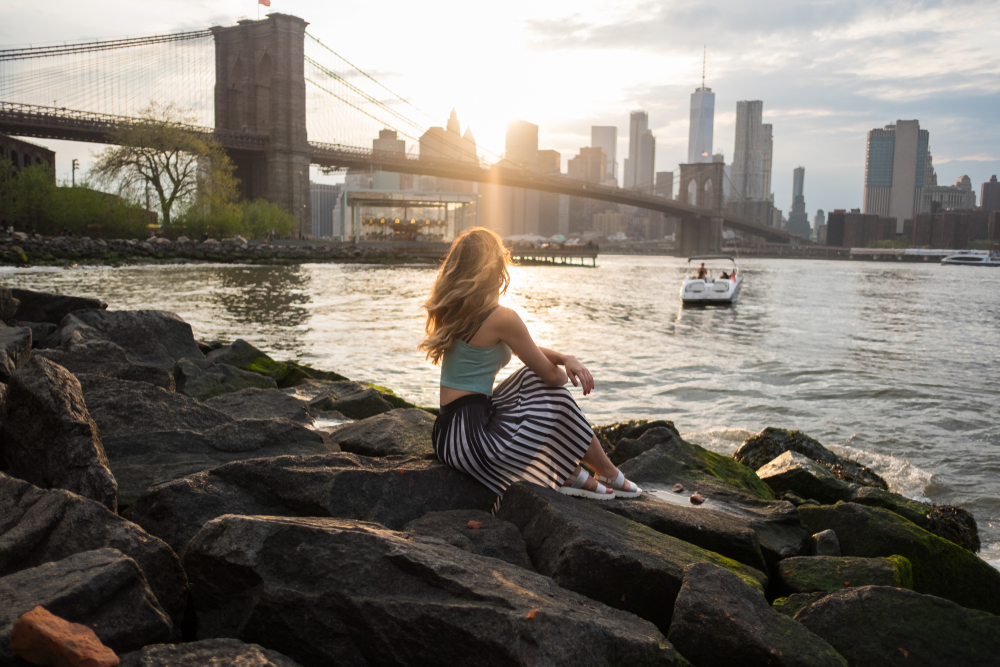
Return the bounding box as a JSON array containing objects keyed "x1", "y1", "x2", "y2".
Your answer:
[{"x1": 941, "y1": 251, "x2": 1000, "y2": 267}]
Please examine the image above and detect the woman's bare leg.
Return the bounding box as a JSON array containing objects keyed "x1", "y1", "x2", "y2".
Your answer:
[{"x1": 561, "y1": 435, "x2": 637, "y2": 494}]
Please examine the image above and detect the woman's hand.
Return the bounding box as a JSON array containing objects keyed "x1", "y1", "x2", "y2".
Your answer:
[{"x1": 563, "y1": 356, "x2": 594, "y2": 395}]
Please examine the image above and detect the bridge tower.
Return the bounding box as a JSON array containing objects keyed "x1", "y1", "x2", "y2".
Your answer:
[
  {"x1": 211, "y1": 14, "x2": 311, "y2": 237},
  {"x1": 677, "y1": 162, "x2": 725, "y2": 256}
]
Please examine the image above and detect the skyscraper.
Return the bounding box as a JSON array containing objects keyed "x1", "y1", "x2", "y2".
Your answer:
[
  {"x1": 624, "y1": 110, "x2": 648, "y2": 189},
  {"x1": 567, "y1": 147, "x2": 607, "y2": 184},
  {"x1": 505, "y1": 120, "x2": 539, "y2": 165},
  {"x1": 591, "y1": 126, "x2": 617, "y2": 182},
  {"x1": 687, "y1": 54, "x2": 714, "y2": 164},
  {"x1": 982, "y1": 175, "x2": 1000, "y2": 211},
  {"x1": 636, "y1": 129, "x2": 656, "y2": 193},
  {"x1": 655, "y1": 171, "x2": 674, "y2": 200},
  {"x1": 761, "y1": 124, "x2": 774, "y2": 201},
  {"x1": 862, "y1": 120, "x2": 930, "y2": 233},
  {"x1": 731, "y1": 100, "x2": 764, "y2": 201},
  {"x1": 814, "y1": 209, "x2": 826, "y2": 236},
  {"x1": 787, "y1": 167, "x2": 810, "y2": 238}
]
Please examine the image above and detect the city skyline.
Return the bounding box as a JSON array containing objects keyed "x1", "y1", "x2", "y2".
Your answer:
[{"x1": 3, "y1": 0, "x2": 998, "y2": 218}]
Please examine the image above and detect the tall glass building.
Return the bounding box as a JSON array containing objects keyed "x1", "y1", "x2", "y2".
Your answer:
[
  {"x1": 687, "y1": 86, "x2": 715, "y2": 164},
  {"x1": 863, "y1": 120, "x2": 929, "y2": 232}
]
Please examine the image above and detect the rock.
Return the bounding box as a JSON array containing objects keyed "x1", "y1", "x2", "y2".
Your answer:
[
  {"x1": 735, "y1": 427, "x2": 887, "y2": 490},
  {"x1": 55, "y1": 309, "x2": 203, "y2": 370},
  {"x1": 847, "y1": 486, "x2": 981, "y2": 552},
  {"x1": 810, "y1": 529, "x2": 841, "y2": 556},
  {"x1": 798, "y1": 502, "x2": 1000, "y2": 614},
  {"x1": 206, "y1": 339, "x2": 309, "y2": 388},
  {"x1": 174, "y1": 357, "x2": 277, "y2": 401},
  {"x1": 9, "y1": 287, "x2": 105, "y2": 324},
  {"x1": 757, "y1": 451, "x2": 857, "y2": 504},
  {"x1": 204, "y1": 387, "x2": 314, "y2": 425},
  {"x1": 0, "y1": 549, "x2": 173, "y2": 661},
  {"x1": 402, "y1": 509, "x2": 533, "y2": 570},
  {"x1": 689, "y1": 493, "x2": 705, "y2": 504},
  {"x1": 776, "y1": 555, "x2": 912, "y2": 596},
  {"x1": 0, "y1": 324, "x2": 31, "y2": 381},
  {"x1": 620, "y1": 427, "x2": 776, "y2": 500},
  {"x1": 593, "y1": 419, "x2": 680, "y2": 464},
  {"x1": 603, "y1": 495, "x2": 768, "y2": 572},
  {"x1": 11, "y1": 605, "x2": 119, "y2": 667},
  {"x1": 77, "y1": 373, "x2": 233, "y2": 439},
  {"x1": 185, "y1": 514, "x2": 689, "y2": 667},
  {"x1": 10, "y1": 319, "x2": 56, "y2": 348},
  {"x1": 794, "y1": 586, "x2": 1000, "y2": 667},
  {"x1": 0, "y1": 472, "x2": 189, "y2": 627},
  {"x1": 35, "y1": 340, "x2": 177, "y2": 390},
  {"x1": 497, "y1": 482, "x2": 768, "y2": 634},
  {"x1": 120, "y1": 639, "x2": 304, "y2": 667},
  {"x1": 280, "y1": 378, "x2": 342, "y2": 401},
  {"x1": 124, "y1": 453, "x2": 496, "y2": 556},
  {"x1": 0, "y1": 357, "x2": 117, "y2": 512},
  {"x1": 324, "y1": 386, "x2": 395, "y2": 420},
  {"x1": 772, "y1": 592, "x2": 830, "y2": 618},
  {"x1": 327, "y1": 408, "x2": 434, "y2": 457},
  {"x1": 666, "y1": 563, "x2": 847, "y2": 667},
  {"x1": 104, "y1": 419, "x2": 331, "y2": 507},
  {"x1": 0, "y1": 286, "x2": 19, "y2": 322}
]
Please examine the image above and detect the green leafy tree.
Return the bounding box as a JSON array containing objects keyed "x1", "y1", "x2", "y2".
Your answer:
[
  {"x1": 7, "y1": 162, "x2": 55, "y2": 233},
  {"x1": 90, "y1": 102, "x2": 239, "y2": 227},
  {"x1": 240, "y1": 199, "x2": 295, "y2": 239}
]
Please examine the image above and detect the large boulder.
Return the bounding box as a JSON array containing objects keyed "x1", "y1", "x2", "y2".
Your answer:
[
  {"x1": 593, "y1": 419, "x2": 680, "y2": 464},
  {"x1": 77, "y1": 373, "x2": 233, "y2": 439},
  {"x1": 798, "y1": 502, "x2": 1000, "y2": 614},
  {"x1": 497, "y1": 482, "x2": 768, "y2": 634},
  {"x1": 104, "y1": 419, "x2": 331, "y2": 507},
  {"x1": 311, "y1": 384, "x2": 395, "y2": 420},
  {"x1": 327, "y1": 408, "x2": 434, "y2": 457},
  {"x1": 735, "y1": 427, "x2": 887, "y2": 489},
  {"x1": 204, "y1": 387, "x2": 314, "y2": 425},
  {"x1": 120, "y1": 639, "x2": 305, "y2": 667},
  {"x1": 603, "y1": 495, "x2": 768, "y2": 572},
  {"x1": 0, "y1": 472, "x2": 188, "y2": 627},
  {"x1": 0, "y1": 356, "x2": 117, "y2": 512},
  {"x1": 206, "y1": 339, "x2": 310, "y2": 388},
  {"x1": 666, "y1": 563, "x2": 847, "y2": 667},
  {"x1": 35, "y1": 340, "x2": 176, "y2": 390},
  {"x1": 757, "y1": 451, "x2": 857, "y2": 504},
  {"x1": 0, "y1": 324, "x2": 31, "y2": 382},
  {"x1": 0, "y1": 285, "x2": 19, "y2": 322},
  {"x1": 619, "y1": 427, "x2": 775, "y2": 500},
  {"x1": 0, "y1": 549, "x2": 173, "y2": 662},
  {"x1": 54, "y1": 309, "x2": 203, "y2": 369},
  {"x1": 124, "y1": 453, "x2": 497, "y2": 556},
  {"x1": 793, "y1": 586, "x2": 1000, "y2": 667},
  {"x1": 9, "y1": 319, "x2": 57, "y2": 348},
  {"x1": 185, "y1": 514, "x2": 689, "y2": 667},
  {"x1": 174, "y1": 357, "x2": 277, "y2": 401},
  {"x1": 402, "y1": 509, "x2": 533, "y2": 570},
  {"x1": 776, "y1": 555, "x2": 912, "y2": 596},
  {"x1": 10, "y1": 288, "x2": 106, "y2": 324}
]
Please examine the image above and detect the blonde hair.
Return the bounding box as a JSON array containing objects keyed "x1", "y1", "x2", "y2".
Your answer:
[{"x1": 419, "y1": 227, "x2": 512, "y2": 364}]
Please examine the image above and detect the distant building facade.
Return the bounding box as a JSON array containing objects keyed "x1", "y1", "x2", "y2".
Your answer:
[
  {"x1": 567, "y1": 147, "x2": 607, "y2": 184},
  {"x1": 624, "y1": 110, "x2": 650, "y2": 190},
  {"x1": 826, "y1": 210, "x2": 896, "y2": 248},
  {"x1": 0, "y1": 134, "x2": 55, "y2": 173},
  {"x1": 922, "y1": 175, "x2": 976, "y2": 212},
  {"x1": 310, "y1": 182, "x2": 341, "y2": 238},
  {"x1": 419, "y1": 109, "x2": 479, "y2": 192},
  {"x1": 505, "y1": 120, "x2": 539, "y2": 165},
  {"x1": 655, "y1": 171, "x2": 674, "y2": 200},
  {"x1": 761, "y1": 123, "x2": 774, "y2": 201},
  {"x1": 731, "y1": 100, "x2": 765, "y2": 201},
  {"x1": 687, "y1": 85, "x2": 715, "y2": 164},
  {"x1": 862, "y1": 120, "x2": 930, "y2": 232},
  {"x1": 787, "y1": 167, "x2": 810, "y2": 238},
  {"x1": 813, "y1": 209, "x2": 826, "y2": 237},
  {"x1": 591, "y1": 126, "x2": 618, "y2": 182},
  {"x1": 981, "y1": 175, "x2": 1000, "y2": 211}
]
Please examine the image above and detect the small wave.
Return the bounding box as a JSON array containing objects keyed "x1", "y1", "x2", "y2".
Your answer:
[
  {"x1": 682, "y1": 427, "x2": 756, "y2": 456},
  {"x1": 829, "y1": 443, "x2": 934, "y2": 502}
]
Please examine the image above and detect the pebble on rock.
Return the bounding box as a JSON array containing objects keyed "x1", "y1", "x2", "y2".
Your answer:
[
  {"x1": 467, "y1": 520, "x2": 483, "y2": 529},
  {"x1": 672, "y1": 483, "x2": 684, "y2": 493},
  {"x1": 11, "y1": 606, "x2": 120, "y2": 667},
  {"x1": 690, "y1": 493, "x2": 705, "y2": 505}
]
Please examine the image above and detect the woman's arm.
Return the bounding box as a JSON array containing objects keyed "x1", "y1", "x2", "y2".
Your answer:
[
  {"x1": 496, "y1": 309, "x2": 568, "y2": 388},
  {"x1": 539, "y1": 347, "x2": 594, "y2": 395}
]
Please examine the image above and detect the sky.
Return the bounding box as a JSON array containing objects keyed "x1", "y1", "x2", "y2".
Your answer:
[{"x1": 3, "y1": 0, "x2": 999, "y2": 217}]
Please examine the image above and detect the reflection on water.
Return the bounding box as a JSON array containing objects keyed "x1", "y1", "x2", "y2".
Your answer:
[{"x1": 2, "y1": 256, "x2": 999, "y2": 566}]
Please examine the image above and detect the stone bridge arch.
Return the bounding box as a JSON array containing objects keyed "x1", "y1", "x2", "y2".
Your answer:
[{"x1": 677, "y1": 161, "x2": 725, "y2": 255}]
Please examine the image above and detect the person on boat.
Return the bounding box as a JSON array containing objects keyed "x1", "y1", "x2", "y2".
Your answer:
[
  {"x1": 420, "y1": 227, "x2": 641, "y2": 504},
  {"x1": 720, "y1": 270, "x2": 730, "y2": 279},
  {"x1": 697, "y1": 263, "x2": 708, "y2": 279}
]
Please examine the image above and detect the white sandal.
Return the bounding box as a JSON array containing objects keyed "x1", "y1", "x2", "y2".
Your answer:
[
  {"x1": 559, "y1": 470, "x2": 615, "y2": 501},
  {"x1": 597, "y1": 470, "x2": 642, "y2": 498}
]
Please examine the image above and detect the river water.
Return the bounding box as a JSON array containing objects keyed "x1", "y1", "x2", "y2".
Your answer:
[{"x1": 2, "y1": 255, "x2": 998, "y2": 567}]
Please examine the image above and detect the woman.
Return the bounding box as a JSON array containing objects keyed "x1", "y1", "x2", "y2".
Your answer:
[{"x1": 420, "y1": 227, "x2": 641, "y2": 502}]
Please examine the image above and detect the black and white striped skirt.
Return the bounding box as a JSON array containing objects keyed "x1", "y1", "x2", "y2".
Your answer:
[{"x1": 432, "y1": 366, "x2": 594, "y2": 497}]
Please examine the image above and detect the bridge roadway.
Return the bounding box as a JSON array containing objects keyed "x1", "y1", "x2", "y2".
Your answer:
[{"x1": 0, "y1": 102, "x2": 791, "y2": 243}]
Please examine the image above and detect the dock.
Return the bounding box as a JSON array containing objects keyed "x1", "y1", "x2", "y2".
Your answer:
[{"x1": 506, "y1": 246, "x2": 599, "y2": 267}]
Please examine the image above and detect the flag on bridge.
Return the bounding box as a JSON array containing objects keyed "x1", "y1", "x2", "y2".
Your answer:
[{"x1": 259, "y1": 0, "x2": 271, "y2": 6}]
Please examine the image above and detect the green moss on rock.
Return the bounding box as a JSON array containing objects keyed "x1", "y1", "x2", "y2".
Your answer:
[{"x1": 776, "y1": 555, "x2": 912, "y2": 596}]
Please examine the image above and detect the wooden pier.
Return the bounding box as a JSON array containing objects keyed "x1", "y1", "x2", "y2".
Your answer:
[{"x1": 507, "y1": 246, "x2": 599, "y2": 267}]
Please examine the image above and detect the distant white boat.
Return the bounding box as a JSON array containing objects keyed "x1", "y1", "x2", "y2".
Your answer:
[
  {"x1": 941, "y1": 251, "x2": 1000, "y2": 267},
  {"x1": 680, "y1": 255, "x2": 743, "y2": 305}
]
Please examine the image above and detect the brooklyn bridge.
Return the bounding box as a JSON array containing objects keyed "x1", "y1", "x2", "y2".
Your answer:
[{"x1": 0, "y1": 13, "x2": 792, "y2": 252}]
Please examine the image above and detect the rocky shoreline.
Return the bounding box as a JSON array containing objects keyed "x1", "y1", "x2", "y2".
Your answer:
[
  {"x1": 0, "y1": 285, "x2": 998, "y2": 666},
  {"x1": 0, "y1": 235, "x2": 427, "y2": 267}
]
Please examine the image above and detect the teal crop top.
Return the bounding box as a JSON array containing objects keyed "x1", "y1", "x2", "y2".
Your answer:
[{"x1": 440, "y1": 339, "x2": 512, "y2": 396}]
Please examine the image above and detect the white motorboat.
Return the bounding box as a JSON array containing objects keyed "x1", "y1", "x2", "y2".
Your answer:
[
  {"x1": 680, "y1": 255, "x2": 743, "y2": 305},
  {"x1": 941, "y1": 251, "x2": 1000, "y2": 267}
]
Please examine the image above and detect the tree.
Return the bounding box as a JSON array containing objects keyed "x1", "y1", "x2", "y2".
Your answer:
[
  {"x1": 7, "y1": 162, "x2": 55, "y2": 233},
  {"x1": 90, "y1": 102, "x2": 239, "y2": 227},
  {"x1": 240, "y1": 199, "x2": 295, "y2": 239}
]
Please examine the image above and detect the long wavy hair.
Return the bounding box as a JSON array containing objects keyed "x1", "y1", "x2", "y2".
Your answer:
[{"x1": 419, "y1": 227, "x2": 512, "y2": 364}]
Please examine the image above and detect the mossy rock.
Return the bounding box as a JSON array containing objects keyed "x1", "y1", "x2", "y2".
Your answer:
[
  {"x1": 619, "y1": 427, "x2": 775, "y2": 500},
  {"x1": 798, "y1": 502, "x2": 1000, "y2": 615},
  {"x1": 776, "y1": 555, "x2": 913, "y2": 596},
  {"x1": 207, "y1": 339, "x2": 348, "y2": 389},
  {"x1": 593, "y1": 419, "x2": 680, "y2": 454},
  {"x1": 772, "y1": 591, "x2": 830, "y2": 618}
]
